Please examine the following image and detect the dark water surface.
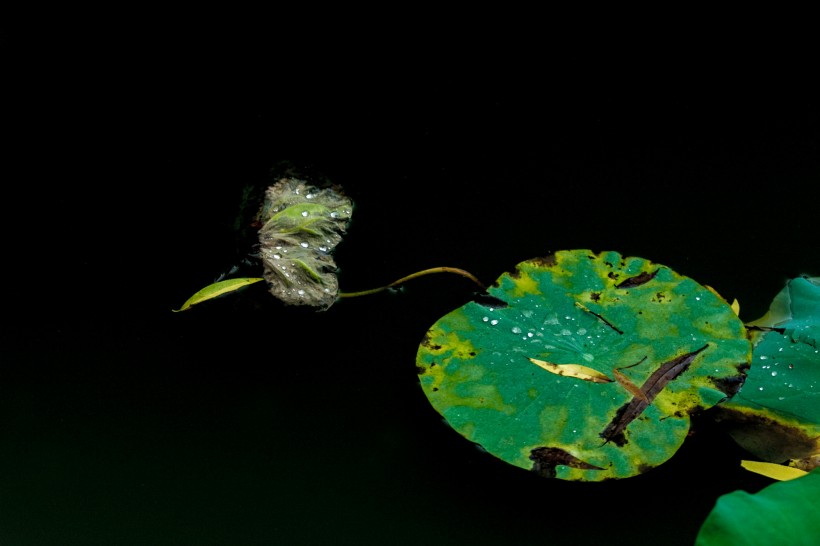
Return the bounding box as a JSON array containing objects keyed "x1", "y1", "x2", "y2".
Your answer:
[{"x1": 3, "y1": 31, "x2": 819, "y2": 545}]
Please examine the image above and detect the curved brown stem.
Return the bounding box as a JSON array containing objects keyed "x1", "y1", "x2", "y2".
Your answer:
[{"x1": 338, "y1": 267, "x2": 486, "y2": 298}]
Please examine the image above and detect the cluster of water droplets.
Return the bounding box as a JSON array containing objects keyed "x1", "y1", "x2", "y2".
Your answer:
[
  {"x1": 480, "y1": 303, "x2": 607, "y2": 366},
  {"x1": 754, "y1": 344, "x2": 818, "y2": 401},
  {"x1": 256, "y1": 178, "x2": 353, "y2": 309}
]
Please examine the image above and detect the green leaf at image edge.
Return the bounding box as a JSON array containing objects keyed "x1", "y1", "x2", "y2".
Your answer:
[
  {"x1": 695, "y1": 467, "x2": 820, "y2": 545},
  {"x1": 712, "y1": 276, "x2": 820, "y2": 467}
]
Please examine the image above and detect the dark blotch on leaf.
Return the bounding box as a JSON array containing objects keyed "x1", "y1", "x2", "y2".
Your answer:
[
  {"x1": 711, "y1": 368, "x2": 748, "y2": 398},
  {"x1": 419, "y1": 332, "x2": 441, "y2": 350},
  {"x1": 616, "y1": 269, "x2": 659, "y2": 288},
  {"x1": 473, "y1": 293, "x2": 509, "y2": 309},
  {"x1": 527, "y1": 254, "x2": 558, "y2": 269},
  {"x1": 711, "y1": 406, "x2": 818, "y2": 463},
  {"x1": 590, "y1": 292, "x2": 602, "y2": 302},
  {"x1": 529, "y1": 447, "x2": 604, "y2": 479}
]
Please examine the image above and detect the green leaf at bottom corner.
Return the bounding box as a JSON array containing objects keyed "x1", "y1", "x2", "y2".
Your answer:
[
  {"x1": 173, "y1": 277, "x2": 264, "y2": 312},
  {"x1": 695, "y1": 467, "x2": 820, "y2": 546}
]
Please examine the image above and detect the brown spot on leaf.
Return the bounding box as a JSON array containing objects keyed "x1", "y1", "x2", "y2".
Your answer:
[
  {"x1": 529, "y1": 254, "x2": 558, "y2": 268},
  {"x1": 615, "y1": 269, "x2": 659, "y2": 288},
  {"x1": 710, "y1": 367, "x2": 748, "y2": 398},
  {"x1": 590, "y1": 291, "x2": 601, "y2": 302},
  {"x1": 473, "y1": 293, "x2": 509, "y2": 308},
  {"x1": 529, "y1": 447, "x2": 604, "y2": 478},
  {"x1": 711, "y1": 406, "x2": 819, "y2": 462},
  {"x1": 419, "y1": 332, "x2": 441, "y2": 350}
]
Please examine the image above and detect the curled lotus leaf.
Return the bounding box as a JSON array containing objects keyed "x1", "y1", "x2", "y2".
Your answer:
[
  {"x1": 416, "y1": 249, "x2": 751, "y2": 481},
  {"x1": 713, "y1": 276, "x2": 820, "y2": 470},
  {"x1": 257, "y1": 178, "x2": 353, "y2": 310}
]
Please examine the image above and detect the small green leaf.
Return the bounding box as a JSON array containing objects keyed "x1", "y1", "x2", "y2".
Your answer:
[{"x1": 173, "y1": 278, "x2": 264, "y2": 312}]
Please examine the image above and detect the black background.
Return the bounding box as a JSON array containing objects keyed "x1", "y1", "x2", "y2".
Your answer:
[{"x1": 2, "y1": 22, "x2": 819, "y2": 545}]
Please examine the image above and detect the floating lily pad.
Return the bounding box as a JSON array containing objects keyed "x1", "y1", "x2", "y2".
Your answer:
[
  {"x1": 712, "y1": 276, "x2": 820, "y2": 469},
  {"x1": 416, "y1": 249, "x2": 751, "y2": 481}
]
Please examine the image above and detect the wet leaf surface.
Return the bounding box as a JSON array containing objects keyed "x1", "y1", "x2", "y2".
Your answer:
[
  {"x1": 416, "y1": 249, "x2": 751, "y2": 480},
  {"x1": 713, "y1": 276, "x2": 820, "y2": 467},
  {"x1": 257, "y1": 178, "x2": 353, "y2": 309}
]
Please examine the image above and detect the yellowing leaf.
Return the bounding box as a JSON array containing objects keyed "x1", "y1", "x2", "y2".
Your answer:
[
  {"x1": 173, "y1": 278, "x2": 264, "y2": 312},
  {"x1": 741, "y1": 460, "x2": 809, "y2": 481},
  {"x1": 527, "y1": 358, "x2": 613, "y2": 383}
]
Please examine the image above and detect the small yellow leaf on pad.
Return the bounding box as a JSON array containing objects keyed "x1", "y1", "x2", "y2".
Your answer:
[{"x1": 528, "y1": 358, "x2": 612, "y2": 383}]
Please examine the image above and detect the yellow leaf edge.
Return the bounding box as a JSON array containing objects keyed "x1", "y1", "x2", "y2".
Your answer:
[
  {"x1": 704, "y1": 284, "x2": 740, "y2": 316},
  {"x1": 740, "y1": 460, "x2": 809, "y2": 481},
  {"x1": 173, "y1": 278, "x2": 265, "y2": 312}
]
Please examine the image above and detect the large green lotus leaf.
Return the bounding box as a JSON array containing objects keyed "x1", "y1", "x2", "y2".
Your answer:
[
  {"x1": 416, "y1": 249, "x2": 751, "y2": 481},
  {"x1": 694, "y1": 467, "x2": 820, "y2": 545},
  {"x1": 713, "y1": 276, "x2": 820, "y2": 468}
]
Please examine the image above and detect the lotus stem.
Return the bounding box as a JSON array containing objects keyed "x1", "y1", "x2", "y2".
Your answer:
[{"x1": 339, "y1": 267, "x2": 486, "y2": 298}]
